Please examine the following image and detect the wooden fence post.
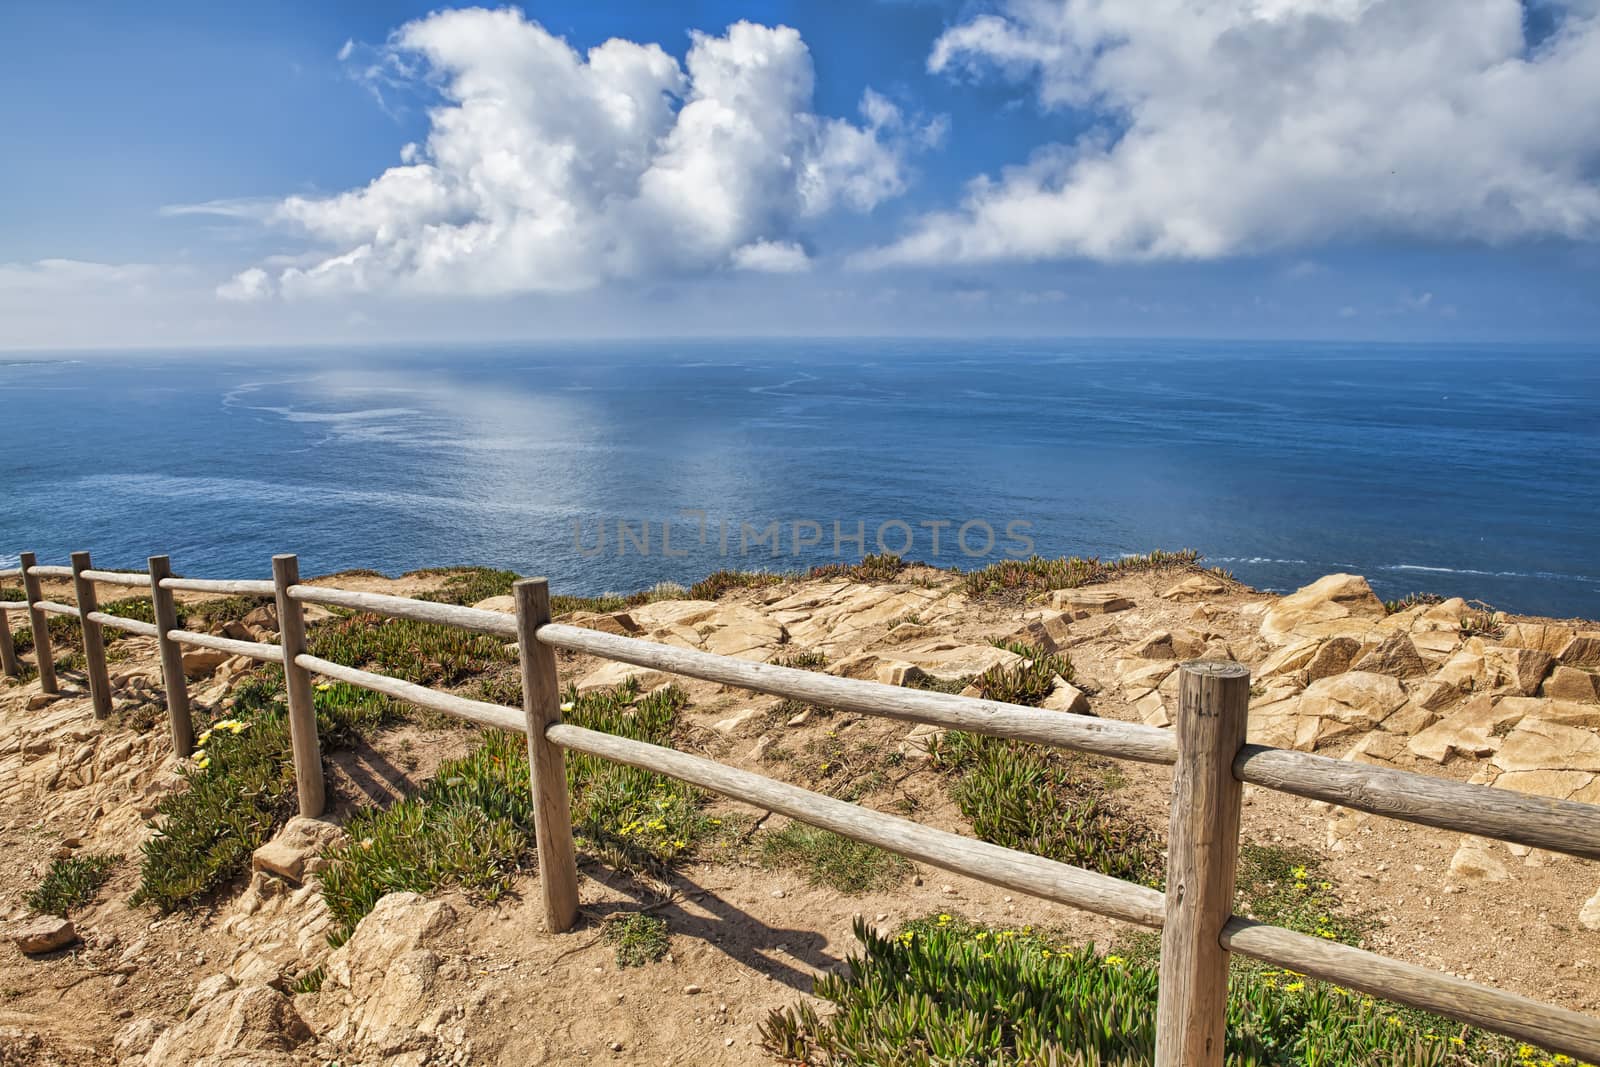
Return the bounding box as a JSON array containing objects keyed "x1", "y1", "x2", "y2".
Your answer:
[
  {"x1": 1154, "y1": 660, "x2": 1251, "y2": 1067},
  {"x1": 70, "y1": 552, "x2": 112, "y2": 719},
  {"x1": 272, "y1": 554, "x2": 324, "y2": 817},
  {"x1": 514, "y1": 577, "x2": 580, "y2": 933},
  {"x1": 147, "y1": 555, "x2": 193, "y2": 756},
  {"x1": 0, "y1": 595, "x2": 17, "y2": 678},
  {"x1": 18, "y1": 553, "x2": 57, "y2": 694}
]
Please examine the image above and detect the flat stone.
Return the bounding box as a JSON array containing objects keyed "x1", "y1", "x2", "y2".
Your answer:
[
  {"x1": 1491, "y1": 717, "x2": 1600, "y2": 773},
  {"x1": 470, "y1": 595, "x2": 515, "y2": 613},
  {"x1": 1544, "y1": 666, "x2": 1600, "y2": 704},
  {"x1": 1298, "y1": 671, "x2": 1407, "y2": 730},
  {"x1": 1559, "y1": 632, "x2": 1600, "y2": 668},
  {"x1": 1159, "y1": 575, "x2": 1227, "y2": 600},
  {"x1": 1047, "y1": 589, "x2": 1133, "y2": 616},
  {"x1": 1449, "y1": 839, "x2": 1510, "y2": 882},
  {"x1": 1350, "y1": 633, "x2": 1427, "y2": 679},
  {"x1": 252, "y1": 816, "x2": 347, "y2": 885},
  {"x1": 1040, "y1": 682, "x2": 1089, "y2": 715},
  {"x1": 7, "y1": 915, "x2": 77, "y2": 954},
  {"x1": 1259, "y1": 573, "x2": 1385, "y2": 644},
  {"x1": 710, "y1": 708, "x2": 763, "y2": 736},
  {"x1": 1406, "y1": 695, "x2": 1522, "y2": 763},
  {"x1": 1500, "y1": 622, "x2": 1575, "y2": 656},
  {"x1": 1582, "y1": 888, "x2": 1600, "y2": 932},
  {"x1": 1482, "y1": 646, "x2": 1555, "y2": 696}
]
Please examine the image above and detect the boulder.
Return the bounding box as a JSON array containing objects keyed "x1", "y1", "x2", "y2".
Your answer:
[
  {"x1": 1040, "y1": 682, "x2": 1090, "y2": 715},
  {"x1": 566, "y1": 610, "x2": 641, "y2": 635},
  {"x1": 1494, "y1": 695, "x2": 1600, "y2": 729},
  {"x1": 1305, "y1": 636, "x2": 1363, "y2": 680},
  {"x1": 181, "y1": 647, "x2": 230, "y2": 679},
  {"x1": 1256, "y1": 639, "x2": 1321, "y2": 683},
  {"x1": 1491, "y1": 717, "x2": 1600, "y2": 774},
  {"x1": 1500, "y1": 622, "x2": 1575, "y2": 656},
  {"x1": 1259, "y1": 573, "x2": 1385, "y2": 644},
  {"x1": 1583, "y1": 888, "x2": 1600, "y2": 932},
  {"x1": 470, "y1": 595, "x2": 515, "y2": 613},
  {"x1": 142, "y1": 984, "x2": 310, "y2": 1065},
  {"x1": 1350, "y1": 633, "x2": 1427, "y2": 679},
  {"x1": 1405, "y1": 695, "x2": 1522, "y2": 763},
  {"x1": 1482, "y1": 646, "x2": 1555, "y2": 696},
  {"x1": 1047, "y1": 589, "x2": 1133, "y2": 617},
  {"x1": 188, "y1": 973, "x2": 239, "y2": 1014},
  {"x1": 1126, "y1": 629, "x2": 1204, "y2": 661},
  {"x1": 1449, "y1": 838, "x2": 1510, "y2": 882},
  {"x1": 6, "y1": 915, "x2": 76, "y2": 954},
  {"x1": 322, "y1": 893, "x2": 457, "y2": 1056},
  {"x1": 1297, "y1": 671, "x2": 1407, "y2": 745},
  {"x1": 1159, "y1": 575, "x2": 1228, "y2": 600},
  {"x1": 112, "y1": 1018, "x2": 164, "y2": 1058},
  {"x1": 1008, "y1": 613, "x2": 1073, "y2": 654},
  {"x1": 1544, "y1": 666, "x2": 1600, "y2": 703},
  {"x1": 1559, "y1": 632, "x2": 1600, "y2": 668},
  {"x1": 252, "y1": 816, "x2": 347, "y2": 885}
]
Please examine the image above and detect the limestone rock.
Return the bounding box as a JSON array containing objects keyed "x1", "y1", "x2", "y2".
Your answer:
[
  {"x1": 1259, "y1": 573, "x2": 1385, "y2": 644},
  {"x1": 1559, "y1": 632, "x2": 1600, "y2": 668},
  {"x1": 142, "y1": 984, "x2": 310, "y2": 1065},
  {"x1": 1256, "y1": 639, "x2": 1320, "y2": 683},
  {"x1": 566, "y1": 610, "x2": 641, "y2": 635},
  {"x1": 1495, "y1": 695, "x2": 1600, "y2": 729},
  {"x1": 1126, "y1": 628, "x2": 1205, "y2": 661},
  {"x1": 181, "y1": 647, "x2": 230, "y2": 679},
  {"x1": 1008, "y1": 612, "x2": 1072, "y2": 654},
  {"x1": 6, "y1": 915, "x2": 76, "y2": 954},
  {"x1": 576, "y1": 660, "x2": 666, "y2": 693},
  {"x1": 1544, "y1": 665, "x2": 1600, "y2": 703},
  {"x1": 897, "y1": 639, "x2": 1021, "y2": 680},
  {"x1": 1040, "y1": 682, "x2": 1090, "y2": 715},
  {"x1": 1501, "y1": 622, "x2": 1575, "y2": 656},
  {"x1": 900, "y1": 723, "x2": 946, "y2": 757},
  {"x1": 1160, "y1": 575, "x2": 1227, "y2": 600},
  {"x1": 1449, "y1": 839, "x2": 1510, "y2": 882},
  {"x1": 189, "y1": 973, "x2": 238, "y2": 1014},
  {"x1": 1491, "y1": 717, "x2": 1600, "y2": 774},
  {"x1": 321, "y1": 893, "x2": 456, "y2": 1056},
  {"x1": 470, "y1": 595, "x2": 515, "y2": 613},
  {"x1": 1305, "y1": 636, "x2": 1362, "y2": 680},
  {"x1": 1296, "y1": 671, "x2": 1406, "y2": 745},
  {"x1": 1582, "y1": 888, "x2": 1600, "y2": 932},
  {"x1": 875, "y1": 661, "x2": 925, "y2": 687},
  {"x1": 1482, "y1": 646, "x2": 1555, "y2": 696},
  {"x1": 252, "y1": 816, "x2": 347, "y2": 885},
  {"x1": 710, "y1": 708, "x2": 763, "y2": 736},
  {"x1": 1047, "y1": 589, "x2": 1133, "y2": 617},
  {"x1": 112, "y1": 1018, "x2": 164, "y2": 1058},
  {"x1": 1350, "y1": 633, "x2": 1427, "y2": 679}
]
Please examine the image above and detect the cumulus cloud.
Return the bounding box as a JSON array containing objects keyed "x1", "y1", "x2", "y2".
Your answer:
[
  {"x1": 867, "y1": 0, "x2": 1600, "y2": 265},
  {"x1": 217, "y1": 267, "x2": 272, "y2": 301},
  {"x1": 234, "y1": 10, "x2": 928, "y2": 298}
]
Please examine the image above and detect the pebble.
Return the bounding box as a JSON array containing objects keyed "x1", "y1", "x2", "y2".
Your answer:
[
  {"x1": 725, "y1": 1038, "x2": 735, "y2": 1047},
  {"x1": 609, "y1": 1041, "x2": 623, "y2": 1052},
  {"x1": 771, "y1": 889, "x2": 785, "y2": 899},
  {"x1": 684, "y1": 984, "x2": 702, "y2": 995}
]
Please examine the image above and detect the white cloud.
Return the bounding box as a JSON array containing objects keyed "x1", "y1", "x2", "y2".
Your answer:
[
  {"x1": 0, "y1": 259, "x2": 156, "y2": 291},
  {"x1": 868, "y1": 0, "x2": 1600, "y2": 265},
  {"x1": 731, "y1": 239, "x2": 811, "y2": 273},
  {"x1": 217, "y1": 267, "x2": 272, "y2": 301},
  {"x1": 238, "y1": 10, "x2": 927, "y2": 298}
]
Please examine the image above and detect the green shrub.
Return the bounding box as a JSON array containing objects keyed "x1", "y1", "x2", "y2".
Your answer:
[
  {"x1": 761, "y1": 915, "x2": 1538, "y2": 1065},
  {"x1": 1384, "y1": 592, "x2": 1445, "y2": 615},
  {"x1": 928, "y1": 733, "x2": 1161, "y2": 886},
  {"x1": 975, "y1": 651, "x2": 1076, "y2": 705},
  {"x1": 1235, "y1": 844, "x2": 1369, "y2": 946},
  {"x1": 961, "y1": 550, "x2": 1202, "y2": 601},
  {"x1": 690, "y1": 569, "x2": 787, "y2": 600},
  {"x1": 307, "y1": 611, "x2": 515, "y2": 687},
  {"x1": 604, "y1": 912, "x2": 670, "y2": 968},
  {"x1": 550, "y1": 592, "x2": 632, "y2": 615},
  {"x1": 414, "y1": 567, "x2": 521, "y2": 607},
  {"x1": 809, "y1": 552, "x2": 907, "y2": 583},
  {"x1": 27, "y1": 853, "x2": 120, "y2": 915},
  {"x1": 759, "y1": 824, "x2": 910, "y2": 894}
]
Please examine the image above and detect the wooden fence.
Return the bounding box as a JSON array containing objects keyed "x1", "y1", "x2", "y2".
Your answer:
[{"x1": 2, "y1": 551, "x2": 1599, "y2": 1064}]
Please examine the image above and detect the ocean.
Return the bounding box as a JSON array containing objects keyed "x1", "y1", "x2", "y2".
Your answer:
[{"x1": 1, "y1": 339, "x2": 1595, "y2": 619}]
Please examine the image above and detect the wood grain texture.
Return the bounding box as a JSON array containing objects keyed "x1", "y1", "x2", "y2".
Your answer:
[
  {"x1": 23, "y1": 565, "x2": 72, "y2": 578},
  {"x1": 0, "y1": 602, "x2": 17, "y2": 677},
  {"x1": 516, "y1": 580, "x2": 580, "y2": 934},
  {"x1": 159, "y1": 577, "x2": 276, "y2": 595},
  {"x1": 71, "y1": 552, "x2": 112, "y2": 719},
  {"x1": 547, "y1": 721, "x2": 1168, "y2": 929},
  {"x1": 1235, "y1": 744, "x2": 1600, "y2": 862},
  {"x1": 19, "y1": 553, "x2": 57, "y2": 694},
  {"x1": 165, "y1": 629, "x2": 285, "y2": 662},
  {"x1": 79, "y1": 568, "x2": 151, "y2": 587},
  {"x1": 147, "y1": 556, "x2": 192, "y2": 756},
  {"x1": 272, "y1": 555, "x2": 324, "y2": 817},
  {"x1": 34, "y1": 600, "x2": 80, "y2": 617},
  {"x1": 287, "y1": 584, "x2": 517, "y2": 637},
  {"x1": 1222, "y1": 917, "x2": 1600, "y2": 1062},
  {"x1": 86, "y1": 612, "x2": 158, "y2": 639},
  {"x1": 1155, "y1": 661, "x2": 1250, "y2": 1067},
  {"x1": 536, "y1": 623, "x2": 1180, "y2": 764},
  {"x1": 295, "y1": 653, "x2": 523, "y2": 733}
]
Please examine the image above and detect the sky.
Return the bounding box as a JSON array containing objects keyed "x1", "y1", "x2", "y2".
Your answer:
[{"x1": 3, "y1": 0, "x2": 1600, "y2": 349}]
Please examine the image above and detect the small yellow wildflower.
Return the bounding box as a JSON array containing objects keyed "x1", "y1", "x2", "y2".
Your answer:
[{"x1": 559, "y1": 701, "x2": 574, "y2": 712}]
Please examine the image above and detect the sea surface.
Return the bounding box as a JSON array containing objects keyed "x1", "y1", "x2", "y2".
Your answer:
[{"x1": 1, "y1": 339, "x2": 1596, "y2": 619}]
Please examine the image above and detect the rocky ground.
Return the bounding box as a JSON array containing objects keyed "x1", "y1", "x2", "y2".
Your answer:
[{"x1": 0, "y1": 563, "x2": 1596, "y2": 1065}]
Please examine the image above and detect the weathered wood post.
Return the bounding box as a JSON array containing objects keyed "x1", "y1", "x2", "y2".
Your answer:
[
  {"x1": 18, "y1": 552, "x2": 57, "y2": 694},
  {"x1": 272, "y1": 554, "x2": 324, "y2": 817},
  {"x1": 0, "y1": 591, "x2": 17, "y2": 678},
  {"x1": 1154, "y1": 659, "x2": 1251, "y2": 1066},
  {"x1": 147, "y1": 555, "x2": 193, "y2": 755},
  {"x1": 70, "y1": 551, "x2": 113, "y2": 718},
  {"x1": 514, "y1": 577, "x2": 580, "y2": 933}
]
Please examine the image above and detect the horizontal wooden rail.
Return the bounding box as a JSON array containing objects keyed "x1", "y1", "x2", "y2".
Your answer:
[
  {"x1": 1236, "y1": 744, "x2": 1600, "y2": 863},
  {"x1": 159, "y1": 577, "x2": 276, "y2": 595},
  {"x1": 287, "y1": 585, "x2": 517, "y2": 637},
  {"x1": 165, "y1": 629, "x2": 283, "y2": 663},
  {"x1": 79, "y1": 568, "x2": 151, "y2": 587},
  {"x1": 86, "y1": 612, "x2": 158, "y2": 638},
  {"x1": 36, "y1": 599, "x2": 80, "y2": 617},
  {"x1": 0, "y1": 568, "x2": 19, "y2": 579},
  {"x1": 1222, "y1": 918, "x2": 1600, "y2": 1062},
  {"x1": 294, "y1": 654, "x2": 525, "y2": 733},
  {"x1": 23, "y1": 565, "x2": 73, "y2": 578},
  {"x1": 546, "y1": 722, "x2": 1168, "y2": 929},
  {"x1": 537, "y1": 623, "x2": 1180, "y2": 765}
]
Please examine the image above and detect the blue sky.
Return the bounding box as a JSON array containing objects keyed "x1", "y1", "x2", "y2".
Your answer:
[{"x1": 3, "y1": 0, "x2": 1600, "y2": 348}]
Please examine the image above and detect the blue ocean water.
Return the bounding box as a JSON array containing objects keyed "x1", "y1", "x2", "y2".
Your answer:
[{"x1": 1, "y1": 339, "x2": 1595, "y2": 618}]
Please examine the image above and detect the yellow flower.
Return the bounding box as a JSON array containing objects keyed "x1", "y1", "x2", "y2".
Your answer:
[
  {"x1": 197, "y1": 730, "x2": 213, "y2": 745},
  {"x1": 1284, "y1": 982, "x2": 1304, "y2": 993},
  {"x1": 194, "y1": 755, "x2": 210, "y2": 770},
  {"x1": 1104, "y1": 955, "x2": 1125, "y2": 966},
  {"x1": 315, "y1": 682, "x2": 332, "y2": 692},
  {"x1": 559, "y1": 701, "x2": 574, "y2": 712},
  {"x1": 937, "y1": 914, "x2": 952, "y2": 923}
]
